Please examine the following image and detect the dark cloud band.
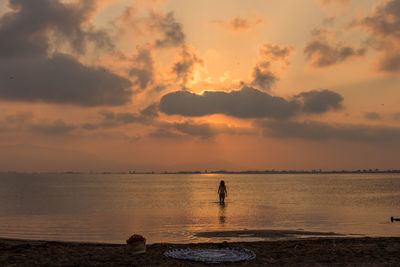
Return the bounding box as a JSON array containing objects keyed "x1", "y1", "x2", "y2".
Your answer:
[
  {"x1": 256, "y1": 119, "x2": 400, "y2": 143},
  {"x1": 1, "y1": 54, "x2": 132, "y2": 106},
  {"x1": 0, "y1": 0, "x2": 132, "y2": 106},
  {"x1": 159, "y1": 87, "x2": 343, "y2": 119}
]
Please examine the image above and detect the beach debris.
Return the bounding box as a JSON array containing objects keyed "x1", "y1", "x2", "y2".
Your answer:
[
  {"x1": 126, "y1": 234, "x2": 146, "y2": 243},
  {"x1": 391, "y1": 216, "x2": 400, "y2": 222},
  {"x1": 164, "y1": 247, "x2": 256, "y2": 264},
  {"x1": 126, "y1": 234, "x2": 146, "y2": 254}
]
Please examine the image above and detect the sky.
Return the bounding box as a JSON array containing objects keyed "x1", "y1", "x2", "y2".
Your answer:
[{"x1": 0, "y1": 0, "x2": 399, "y2": 172}]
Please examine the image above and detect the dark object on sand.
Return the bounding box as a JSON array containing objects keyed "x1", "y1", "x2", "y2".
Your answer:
[
  {"x1": 126, "y1": 234, "x2": 146, "y2": 254},
  {"x1": 126, "y1": 234, "x2": 146, "y2": 244},
  {"x1": 164, "y1": 247, "x2": 256, "y2": 264},
  {"x1": 391, "y1": 216, "x2": 400, "y2": 222}
]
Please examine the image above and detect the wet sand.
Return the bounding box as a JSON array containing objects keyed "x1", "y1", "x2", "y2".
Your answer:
[
  {"x1": 1, "y1": 234, "x2": 400, "y2": 266},
  {"x1": 194, "y1": 229, "x2": 345, "y2": 239}
]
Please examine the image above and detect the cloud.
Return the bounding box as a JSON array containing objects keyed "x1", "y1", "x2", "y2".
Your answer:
[
  {"x1": 1, "y1": 112, "x2": 79, "y2": 136},
  {"x1": 0, "y1": 111, "x2": 144, "y2": 141},
  {"x1": 1, "y1": 53, "x2": 132, "y2": 106},
  {"x1": 122, "y1": 10, "x2": 202, "y2": 89},
  {"x1": 150, "y1": 120, "x2": 255, "y2": 139},
  {"x1": 134, "y1": 9, "x2": 203, "y2": 88},
  {"x1": 364, "y1": 112, "x2": 382, "y2": 120},
  {"x1": 148, "y1": 128, "x2": 184, "y2": 139},
  {"x1": 83, "y1": 103, "x2": 159, "y2": 130},
  {"x1": 129, "y1": 44, "x2": 155, "y2": 91},
  {"x1": 256, "y1": 119, "x2": 400, "y2": 143},
  {"x1": 258, "y1": 43, "x2": 294, "y2": 62},
  {"x1": 0, "y1": 0, "x2": 133, "y2": 106},
  {"x1": 169, "y1": 120, "x2": 220, "y2": 138},
  {"x1": 393, "y1": 112, "x2": 400, "y2": 121},
  {"x1": 322, "y1": 17, "x2": 336, "y2": 26},
  {"x1": 140, "y1": 103, "x2": 159, "y2": 117},
  {"x1": 151, "y1": 11, "x2": 185, "y2": 48},
  {"x1": 100, "y1": 110, "x2": 151, "y2": 125},
  {"x1": 151, "y1": 85, "x2": 167, "y2": 93},
  {"x1": 172, "y1": 45, "x2": 203, "y2": 86},
  {"x1": 359, "y1": 0, "x2": 400, "y2": 38},
  {"x1": 160, "y1": 86, "x2": 299, "y2": 119},
  {"x1": 251, "y1": 43, "x2": 294, "y2": 91},
  {"x1": 159, "y1": 86, "x2": 343, "y2": 119},
  {"x1": 251, "y1": 63, "x2": 278, "y2": 91},
  {"x1": 113, "y1": 6, "x2": 144, "y2": 38},
  {"x1": 115, "y1": 8, "x2": 187, "y2": 51},
  {"x1": 0, "y1": 0, "x2": 112, "y2": 58},
  {"x1": 378, "y1": 54, "x2": 400, "y2": 71},
  {"x1": 355, "y1": 0, "x2": 400, "y2": 72},
  {"x1": 304, "y1": 29, "x2": 366, "y2": 67},
  {"x1": 5, "y1": 112, "x2": 34, "y2": 124},
  {"x1": 295, "y1": 89, "x2": 343, "y2": 113},
  {"x1": 131, "y1": 11, "x2": 203, "y2": 88},
  {"x1": 317, "y1": 0, "x2": 350, "y2": 7},
  {"x1": 88, "y1": 131, "x2": 141, "y2": 142},
  {"x1": 30, "y1": 119, "x2": 76, "y2": 135},
  {"x1": 211, "y1": 15, "x2": 264, "y2": 32},
  {"x1": 0, "y1": 111, "x2": 34, "y2": 132}
]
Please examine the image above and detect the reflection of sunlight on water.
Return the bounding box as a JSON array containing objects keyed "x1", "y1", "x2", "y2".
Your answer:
[
  {"x1": 1, "y1": 173, "x2": 400, "y2": 244},
  {"x1": 219, "y1": 204, "x2": 226, "y2": 226}
]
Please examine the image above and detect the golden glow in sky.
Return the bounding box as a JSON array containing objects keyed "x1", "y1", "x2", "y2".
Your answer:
[{"x1": 0, "y1": 0, "x2": 399, "y2": 172}]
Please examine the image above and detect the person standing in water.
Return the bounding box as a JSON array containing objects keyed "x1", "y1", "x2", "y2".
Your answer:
[{"x1": 218, "y1": 180, "x2": 227, "y2": 205}]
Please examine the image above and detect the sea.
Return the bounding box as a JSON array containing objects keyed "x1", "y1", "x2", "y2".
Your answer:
[{"x1": 0, "y1": 172, "x2": 400, "y2": 244}]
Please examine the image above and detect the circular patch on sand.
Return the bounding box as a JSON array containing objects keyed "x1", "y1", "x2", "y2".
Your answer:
[{"x1": 164, "y1": 247, "x2": 256, "y2": 264}]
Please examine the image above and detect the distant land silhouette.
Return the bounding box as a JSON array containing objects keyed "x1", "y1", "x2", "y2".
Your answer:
[{"x1": 3, "y1": 168, "x2": 400, "y2": 175}]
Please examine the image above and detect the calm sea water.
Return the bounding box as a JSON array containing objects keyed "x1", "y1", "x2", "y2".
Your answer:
[{"x1": 0, "y1": 173, "x2": 400, "y2": 244}]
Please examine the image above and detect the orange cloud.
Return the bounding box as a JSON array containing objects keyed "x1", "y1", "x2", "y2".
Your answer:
[
  {"x1": 171, "y1": 45, "x2": 204, "y2": 87},
  {"x1": 354, "y1": 0, "x2": 400, "y2": 72},
  {"x1": 210, "y1": 15, "x2": 264, "y2": 33},
  {"x1": 304, "y1": 28, "x2": 366, "y2": 67},
  {"x1": 251, "y1": 43, "x2": 294, "y2": 90},
  {"x1": 318, "y1": 0, "x2": 350, "y2": 7},
  {"x1": 256, "y1": 119, "x2": 400, "y2": 143}
]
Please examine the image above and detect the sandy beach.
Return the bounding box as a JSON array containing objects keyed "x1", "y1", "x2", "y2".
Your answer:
[{"x1": 1, "y1": 232, "x2": 400, "y2": 266}]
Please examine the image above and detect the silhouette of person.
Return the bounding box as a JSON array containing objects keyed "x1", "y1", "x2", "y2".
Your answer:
[{"x1": 218, "y1": 180, "x2": 227, "y2": 205}]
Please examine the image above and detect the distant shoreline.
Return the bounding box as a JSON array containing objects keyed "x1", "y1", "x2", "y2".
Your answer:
[{"x1": 3, "y1": 169, "x2": 400, "y2": 175}]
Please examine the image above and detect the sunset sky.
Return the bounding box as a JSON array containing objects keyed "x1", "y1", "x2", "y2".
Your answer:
[{"x1": 0, "y1": 0, "x2": 400, "y2": 172}]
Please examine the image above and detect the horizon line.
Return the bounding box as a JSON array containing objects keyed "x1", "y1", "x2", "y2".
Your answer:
[{"x1": 2, "y1": 168, "x2": 400, "y2": 175}]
